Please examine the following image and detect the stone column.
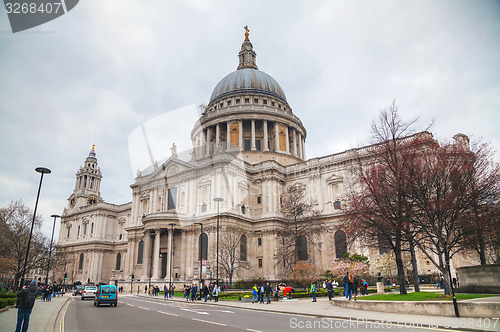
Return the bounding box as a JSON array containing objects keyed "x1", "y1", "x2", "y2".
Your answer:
[
  {"x1": 263, "y1": 120, "x2": 269, "y2": 151},
  {"x1": 275, "y1": 122, "x2": 280, "y2": 152},
  {"x1": 238, "y1": 121, "x2": 243, "y2": 150},
  {"x1": 226, "y1": 122, "x2": 230, "y2": 150},
  {"x1": 167, "y1": 228, "x2": 174, "y2": 281},
  {"x1": 297, "y1": 132, "x2": 303, "y2": 159},
  {"x1": 292, "y1": 129, "x2": 298, "y2": 157},
  {"x1": 205, "y1": 127, "x2": 211, "y2": 156},
  {"x1": 141, "y1": 230, "x2": 151, "y2": 280},
  {"x1": 285, "y1": 126, "x2": 290, "y2": 154},
  {"x1": 215, "y1": 123, "x2": 220, "y2": 151},
  {"x1": 251, "y1": 119, "x2": 256, "y2": 150},
  {"x1": 151, "y1": 229, "x2": 160, "y2": 280},
  {"x1": 302, "y1": 137, "x2": 306, "y2": 160}
]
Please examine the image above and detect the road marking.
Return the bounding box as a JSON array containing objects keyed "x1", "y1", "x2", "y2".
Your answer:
[
  {"x1": 158, "y1": 311, "x2": 178, "y2": 317},
  {"x1": 246, "y1": 329, "x2": 263, "y2": 332},
  {"x1": 59, "y1": 298, "x2": 71, "y2": 332},
  {"x1": 138, "y1": 306, "x2": 151, "y2": 310},
  {"x1": 192, "y1": 318, "x2": 227, "y2": 326},
  {"x1": 220, "y1": 310, "x2": 234, "y2": 313}
]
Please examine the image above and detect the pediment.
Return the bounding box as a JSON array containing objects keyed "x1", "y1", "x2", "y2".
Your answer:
[
  {"x1": 326, "y1": 175, "x2": 343, "y2": 184},
  {"x1": 149, "y1": 158, "x2": 194, "y2": 180}
]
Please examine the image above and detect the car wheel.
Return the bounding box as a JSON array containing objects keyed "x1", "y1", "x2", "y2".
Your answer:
[
  {"x1": 94, "y1": 301, "x2": 96, "y2": 306},
  {"x1": 115, "y1": 302, "x2": 117, "y2": 307},
  {"x1": 81, "y1": 297, "x2": 84, "y2": 300}
]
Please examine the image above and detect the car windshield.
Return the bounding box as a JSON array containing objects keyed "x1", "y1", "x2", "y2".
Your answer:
[
  {"x1": 85, "y1": 287, "x2": 97, "y2": 290},
  {"x1": 76, "y1": 286, "x2": 84, "y2": 290}
]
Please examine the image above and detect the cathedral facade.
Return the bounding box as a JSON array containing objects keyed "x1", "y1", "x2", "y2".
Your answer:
[{"x1": 56, "y1": 31, "x2": 462, "y2": 289}]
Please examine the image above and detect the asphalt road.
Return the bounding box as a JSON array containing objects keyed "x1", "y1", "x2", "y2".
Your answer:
[{"x1": 62, "y1": 296, "x2": 455, "y2": 332}]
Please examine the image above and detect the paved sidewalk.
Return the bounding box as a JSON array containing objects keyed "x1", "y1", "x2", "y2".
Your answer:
[
  {"x1": 0, "y1": 294, "x2": 69, "y2": 332},
  {"x1": 137, "y1": 293, "x2": 500, "y2": 332}
]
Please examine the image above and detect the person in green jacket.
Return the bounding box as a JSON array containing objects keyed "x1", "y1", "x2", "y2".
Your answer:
[{"x1": 310, "y1": 282, "x2": 317, "y2": 302}]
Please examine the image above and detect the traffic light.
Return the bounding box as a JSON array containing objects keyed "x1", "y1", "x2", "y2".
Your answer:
[
  {"x1": 64, "y1": 273, "x2": 67, "y2": 280},
  {"x1": 131, "y1": 274, "x2": 134, "y2": 281}
]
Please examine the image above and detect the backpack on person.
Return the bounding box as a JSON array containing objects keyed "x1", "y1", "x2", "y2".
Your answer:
[{"x1": 24, "y1": 289, "x2": 37, "y2": 308}]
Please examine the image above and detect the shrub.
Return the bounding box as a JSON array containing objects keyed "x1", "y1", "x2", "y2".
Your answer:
[
  {"x1": 0, "y1": 298, "x2": 7, "y2": 309},
  {"x1": 0, "y1": 292, "x2": 16, "y2": 299}
]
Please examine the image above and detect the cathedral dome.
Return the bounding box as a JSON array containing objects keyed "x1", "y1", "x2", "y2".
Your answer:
[{"x1": 209, "y1": 68, "x2": 287, "y2": 104}]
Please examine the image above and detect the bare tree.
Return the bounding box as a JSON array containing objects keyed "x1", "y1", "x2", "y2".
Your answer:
[
  {"x1": 0, "y1": 200, "x2": 47, "y2": 289},
  {"x1": 344, "y1": 102, "x2": 428, "y2": 294},
  {"x1": 216, "y1": 222, "x2": 249, "y2": 286},
  {"x1": 276, "y1": 183, "x2": 322, "y2": 274}
]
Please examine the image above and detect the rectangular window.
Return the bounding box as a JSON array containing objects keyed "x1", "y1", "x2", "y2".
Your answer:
[
  {"x1": 255, "y1": 140, "x2": 261, "y2": 151},
  {"x1": 227, "y1": 100, "x2": 231, "y2": 106},
  {"x1": 258, "y1": 238, "x2": 262, "y2": 246},
  {"x1": 258, "y1": 258, "x2": 262, "y2": 268},
  {"x1": 167, "y1": 188, "x2": 177, "y2": 210},
  {"x1": 91, "y1": 223, "x2": 94, "y2": 234},
  {"x1": 84, "y1": 224, "x2": 87, "y2": 235},
  {"x1": 67, "y1": 227, "x2": 71, "y2": 238},
  {"x1": 263, "y1": 99, "x2": 267, "y2": 105},
  {"x1": 244, "y1": 139, "x2": 251, "y2": 151},
  {"x1": 236, "y1": 99, "x2": 240, "y2": 104},
  {"x1": 257, "y1": 196, "x2": 261, "y2": 204},
  {"x1": 77, "y1": 225, "x2": 80, "y2": 236},
  {"x1": 271, "y1": 101, "x2": 275, "y2": 106},
  {"x1": 245, "y1": 98, "x2": 250, "y2": 104},
  {"x1": 254, "y1": 98, "x2": 258, "y2": 104}
]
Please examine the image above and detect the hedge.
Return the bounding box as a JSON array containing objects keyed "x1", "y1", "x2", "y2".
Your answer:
[{"x1": 0, "y1": 291, "x2": 16, "y2": 299}]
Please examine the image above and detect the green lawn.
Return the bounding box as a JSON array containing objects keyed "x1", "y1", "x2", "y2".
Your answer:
[{"x1": 356, "y1": 292, "x2": 498, "y2": 301}]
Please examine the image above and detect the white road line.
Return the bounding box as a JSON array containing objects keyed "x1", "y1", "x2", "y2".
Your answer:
[
  {"x1": 192, "y1": 318, "x2": 227, "y2": 326},
  {"x1": 158, "y1": 311, "x2": 178, "y2": 317},
  {"x1": 138, "y1": 306, "x2": 151, "y2": 310},
  {"x1": 246, "y1": 329, "x2": 263, "y2": 332},
  {"x1": 220, "y1": 310, "x2": 234, "y2": 313}
]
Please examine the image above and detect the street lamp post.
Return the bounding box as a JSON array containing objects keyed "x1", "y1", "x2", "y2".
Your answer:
[
  {"x1": 45, "y1": 214, "x2": 60, "y2": 285},
  {"x1": 168, "y1": 223, "x2": 175, "y2": 289},
  {"x1": 20, "y1": 167, "x2": 51, "y2": 289},
  {"x1": 213, "y1": 197, "x2": 223, "y2": 286},
  {"x1": 194, "y1": 221, "x2": 203, "y2": 294}
]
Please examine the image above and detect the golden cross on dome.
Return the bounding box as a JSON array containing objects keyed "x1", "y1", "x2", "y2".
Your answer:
[{"x1": 92, "y1": 144, "x2": 95, "y2": 151}]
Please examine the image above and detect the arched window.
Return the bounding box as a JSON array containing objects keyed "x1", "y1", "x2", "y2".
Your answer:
[
  {"x1": 137, "y1": 240, "x2": 144, "y2": 264},
  {"x1": 334, "y1": 230, "x2": 347, "y2": 259},
  {"x1": 78, "y1": 253, "x2": 84, "y2": 270},
  {"x1": 240, "y1": 234, "x2": 247, "y2": 261},
  {"x1": 199, "y1": 233, "x2": 208, "y2": 261},
  {"x1": 116, "y1": 253, "x2": 121, "y2": 270},
  {"x1": 296, "y1": 235, "x2": 308, "y2": 261}
]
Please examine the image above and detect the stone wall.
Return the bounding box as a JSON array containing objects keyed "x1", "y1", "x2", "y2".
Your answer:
[{"x1": 456, "y1": 264, "x2": 500, "y2": 294}]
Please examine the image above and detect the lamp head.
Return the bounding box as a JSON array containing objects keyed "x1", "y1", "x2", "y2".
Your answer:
[{"x1": 35, "y1": 167, "x2": 51, "y2": 174}]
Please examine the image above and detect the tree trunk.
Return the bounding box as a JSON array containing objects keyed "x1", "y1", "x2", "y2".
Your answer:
[
  {"x1": 394, "y1": 235, "x2": 407, "y2": 295},
  {"x1": 478, "y1": 233, "x2": 487, "y2": 265},
  {"x1": 408, "y1": 239, "x2": 420, "y2": 292}
]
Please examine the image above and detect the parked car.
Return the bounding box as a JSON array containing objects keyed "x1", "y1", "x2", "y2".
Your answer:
[
  {"x1": 94, "y1": 285, "x2": 117, "y2": 307},
  {"x1": 73, "y1": 285, "x2": 84, "y2": 296},
  {"x1": 81, "y1": 286, "x2": 97, "y2": 300}
]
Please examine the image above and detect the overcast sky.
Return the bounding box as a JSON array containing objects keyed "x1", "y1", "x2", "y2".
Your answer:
[{"x1": 1, "y1": 0, "x2": 499, "y2": 239}]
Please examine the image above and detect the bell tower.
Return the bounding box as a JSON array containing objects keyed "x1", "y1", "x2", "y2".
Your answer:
[
  {"x1": 237, "y1": 26, "x2": 258, "y2": 70},
  {"x1": 68, "y1": 145, "x2": 103, "y2": 209}
]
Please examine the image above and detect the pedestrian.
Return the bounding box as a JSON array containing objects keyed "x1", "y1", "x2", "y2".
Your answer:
[
  {"x1": 274, "y1": 284, "x2": 279, "y2": 302},
  {"x1": 15, "y1": 280, "x2": 37, "y2": 332},
  {"x1": 137, "y1": 285, "x2": 140, "y2": 294},
  {"x1": 352, "y1": 276, "x2": 358, "y2": 301},
  {"x1": 203, "y1": 284, "x2": 209, "y2": 302},
  {"x1": 252, "y1": 284, "x2": 258, "y2": 303},
  {"x1": 326, "y1": 279, "x2": 333, "y2": 301},
  {"x1": 362, "y1": 280, "x2": 369, "y2": 295},
  {"x1": 348, "y1": 273, "x2": 354, "y2": 301},
  {"x1": 212, "y1": 284, "x2": 219, "y2": 302},
  {"x1": 310, "y1": 282, "x2": 317, "y2": 302},
  {"x1": 164, "y1": 284, "x2": 168, "y2": 299},
  {"x1": 259, "y1": 284, "x2": 265, "y2": 304},
  {"x1": 190, "y1": 284, "x2": 197, "y2": 301},
  {"x1": 169, "y1": 284, "x2": 175, "y2": 299},
  {"x1": 342, "y1": 272, "x2": 349, "y2": 299},
  {"x1": 264, "y1": 282, "x2": 272, "y2": 304}
]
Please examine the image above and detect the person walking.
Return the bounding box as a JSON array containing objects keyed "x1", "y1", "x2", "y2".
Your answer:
[
  {"x1": 164, "y1": 284, "x2": 168, "y2": 299},
  {"x1": 203, "y1": 284, "x2": 209, "y2": 302},
  {"x1": 252, "y1": 284, "x2": 258, "y2": 303},
  {"x1": 362, "y1": 279, "x2": 369, "y2": 295},
  {"x1": 326, "y1": 280, "x2": 333, "y2": 301},
  {"x1": 264, "y1": 282, "x2": 272, "y2": 304},
  {"x1": 15, "y1": 280, "x2": 37, "y2": 332},
  {"x1": 352, "y1": 276, "x2": 359, "y2": 301},
  {"x1": 348, "y1": 273, "x2": 354, "y2": 301},
  {"x1": 310, "y1": 282, "x2": 317, "y2": 302},
  {"x1": 342, "y1": 272, "x2": 350, "y2": 299},
  {"x1": 212, "y1": 284, "x2": 220, "y2": 302},
  {"x1": 259, "y1": 284, "x2": 265, "y2": 304}
]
